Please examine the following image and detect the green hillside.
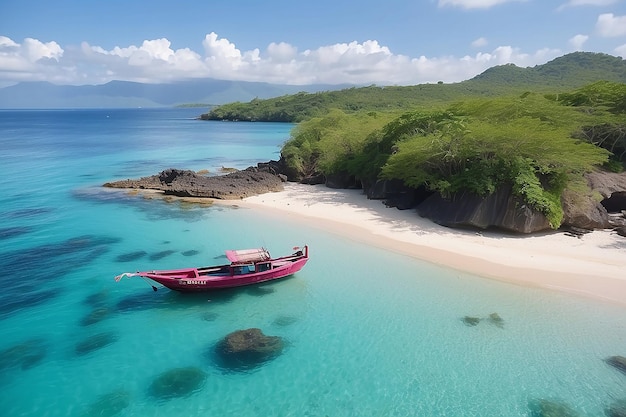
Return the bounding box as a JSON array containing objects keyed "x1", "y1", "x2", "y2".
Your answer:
[{"x1": 201, "y1": 52, "x2": 626, "y2": 123}]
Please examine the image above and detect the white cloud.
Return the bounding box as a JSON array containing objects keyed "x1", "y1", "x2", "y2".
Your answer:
[
  {"x1": 267, "y1": 42, "x2": 297, "y2": 63},
  {"x1": 0, "y1": 37, "x2": 65, "y2": 84},
  {"x1": 559, "y1": 0, "x2": 618, "y2": 8},
  {"x1": 0, "y1": 34, "x2": 566, "y2": 87},
  {"x1": 1, "y1": 37, "x2": 63, "y2": 63},
  {"x1": 438, "y1": 0, "x2": 525, "y2": 9},
  {"x1": 0, "y1": 36, "x2": 19, "y2": 49},
  {"x1": 471, "y1": 37, "x2": 488, "y2": 48},
  {"x1": 23, "y1": 38, "x2": 63, "y2": 62},
  {"x1": 596, "y1": 13, "x2": 626, "y2": 37},
  {"x1": 615, "y1": 43, "x2": 626, "y2": 58},
  {"x1": 202, "y1": 32, "x2": 243, "y2": 61},
  {"x1": 569, "y1": 34, "x2": 589, "y2": 50}
]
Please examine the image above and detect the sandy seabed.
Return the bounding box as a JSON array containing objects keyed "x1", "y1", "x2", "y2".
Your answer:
[{"x1": 229, "y1": 183, "x2": 626, "y2": 307}]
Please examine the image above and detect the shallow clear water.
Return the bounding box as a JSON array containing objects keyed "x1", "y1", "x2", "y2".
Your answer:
[{"x1": 1, "y1": 108, "x2": 624, "y2": 417}]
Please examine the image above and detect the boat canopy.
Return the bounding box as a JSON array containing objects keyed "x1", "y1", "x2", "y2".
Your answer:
[{"x1": 225, "y1": 248, "x2": 271, "y2": 264}]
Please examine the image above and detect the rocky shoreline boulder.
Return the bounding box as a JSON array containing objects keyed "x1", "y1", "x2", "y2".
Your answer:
[
  {"x1": 416, "y1": 186, "x2": 552, "y2": 234},
  {"x1": 365, "y1": 170, "x2": 626, "y2": 234},
  {"x1": 103, "y1": 156, "x2": 626, "y2": 235},
  {"x1": 103, "y1": 166, "x2": 285, "y2": 200}
]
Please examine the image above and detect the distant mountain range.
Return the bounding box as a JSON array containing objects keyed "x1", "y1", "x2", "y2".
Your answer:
[
  {"x1": 0, "y1": 79, "x2": 353, "y2": 109},
  {"x1": 0, "y1": 52, "x2": 624, "y2": 109}
]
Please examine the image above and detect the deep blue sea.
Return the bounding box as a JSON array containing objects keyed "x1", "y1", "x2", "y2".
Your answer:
[{"x1": 1, "y1": 108, "x2": 625, "y2": 417}]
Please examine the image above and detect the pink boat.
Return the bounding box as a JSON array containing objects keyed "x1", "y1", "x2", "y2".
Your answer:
[{"x1": 115, "y1": 245, "x2": 309, "y2": 292}]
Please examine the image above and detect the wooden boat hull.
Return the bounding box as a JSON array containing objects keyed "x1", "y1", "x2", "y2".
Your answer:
[
  {"x1": 117, "y1": 246, "x2": 309, "y2": 293},
  {"x1": 142, "y1": 258, "x2": 308, "y2": 292}
]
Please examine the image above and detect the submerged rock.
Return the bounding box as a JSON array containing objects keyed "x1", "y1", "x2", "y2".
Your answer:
[
  {"x1": 83, "y1": 389, "x2": 131, "y2": 417},
  {"x1": 75, "y1": 332, "x2": 118, "y2": 356},
  {"x1": 273, "y1": 315, "x2": 298, "y2": 327},
  {"x1": 528, "y1": 398, "x2": 582, "y2": 417},
  {"x1": 147, "y1": 366, "x2": 207, "y2": 400},
  {"x1": 201, "y1": 312, "x2": 219, "y2": 322},
  {"x1": 488, "y1": 312, "x2": 504, "y2": 328},
  {"x1": 214, "y1": 328, "x2": 284, "y2": 371},
  {"x1": 83, "y1": 289, "x2": 110, "y2": 307},
  {"x1": 0, "y1": 338, "x2": 47, "y2": 371},
  {"x1": 461, "y1": 316, "x2": 481, "y2": 326},
  {"x1": 606, "y1": 355, "x2": 626, "y2": 375},
  {"x1": 461, "y1": 313, "x2": 504, "y2": 328},
  {"x1": 79, "y1": 307, "x2": 112, "y2": 326},
  {"x1": 149, "y1": 250, "x2": 176, "y2": 261},
  {"x1": 115, "y1": 251, "x2": 147, "y2": 262}
]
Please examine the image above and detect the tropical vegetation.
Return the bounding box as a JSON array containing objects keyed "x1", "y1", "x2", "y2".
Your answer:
[
  {"x1": 204, "y1": 52, "x2": 626, "y2": 229},
  {"x1": 200, "y1": 52, "x2": 626, "y2": 123}
]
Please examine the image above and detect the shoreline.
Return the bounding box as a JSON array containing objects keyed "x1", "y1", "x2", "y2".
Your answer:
[{"x1": 231, "y1": 183, "x2": 626, "y2": 307}]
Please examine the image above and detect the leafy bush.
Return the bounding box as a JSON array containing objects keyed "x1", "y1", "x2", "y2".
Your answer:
[
  {"x1": 280, "y1": 85, "x2": 613, "y2": 229},
  {"x1": 376, "y1": 94, "x2": 610, "y2": 226}
]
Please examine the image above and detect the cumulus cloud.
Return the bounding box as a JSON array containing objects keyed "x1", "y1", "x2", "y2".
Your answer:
[
  {"x1": 471, "y1": 37, "x2": 488, "y2": 48},
  {"x1": 569, "y1": 34, "x2": 589, "y2": 50},
  {"x1": 0, "y1": 33, "x2": 565, "y2": 87},
  {"x1": 267, "y1": 42, "x2": 298, "y2": 63},
  {"x1": 559, "y1": 0, "x2": 618, "y2": 8},
  {"x1": 615, "y1": 43, "x2": 626, "y2": 57},
  {"x1": 596, "y1": 13, "x2": 626, "y2": 37},
  {"x1": 0, "y1": 36, "x2": 62, "y2": 64},
  {"x1": 0, "y1": 36, "x2": 65, "y2": 84},
  {"x1": 438, "y1": 0, "x2": 525, "y2": 9}
]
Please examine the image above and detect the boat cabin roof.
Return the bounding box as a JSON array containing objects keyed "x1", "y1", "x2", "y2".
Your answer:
[{"x1": 225, "y1": 248, "x2": 271, "y2": 264}]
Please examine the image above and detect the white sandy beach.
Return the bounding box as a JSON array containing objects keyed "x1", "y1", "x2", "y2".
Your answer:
[{"x1": 233, "y1": 183, "x2": 626, "y2": 306}]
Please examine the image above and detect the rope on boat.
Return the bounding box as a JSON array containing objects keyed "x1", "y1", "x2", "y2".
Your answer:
[
  {"x1": 114, "y1": 272, "x2": 160, "y2": 291},
  {"x1": 114, "y1": 272, "x2": 138, "y2": 282}
]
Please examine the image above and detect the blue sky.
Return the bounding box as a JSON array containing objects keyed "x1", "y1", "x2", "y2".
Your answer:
[{"x1": 0, "y1": 0, "x2": 625, "y2": 87}]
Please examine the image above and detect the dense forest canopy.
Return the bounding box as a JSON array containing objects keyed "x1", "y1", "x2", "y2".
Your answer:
[{"x1": 201, "y1": 52, "x2": 626, "y2": 123}]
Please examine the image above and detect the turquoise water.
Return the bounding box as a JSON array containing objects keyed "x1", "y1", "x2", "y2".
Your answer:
[{"x1": 1, "y1": 108, "x2": 625, "y2": 416}]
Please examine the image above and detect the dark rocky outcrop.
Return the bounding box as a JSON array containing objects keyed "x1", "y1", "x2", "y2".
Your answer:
[
  {"x1": 324, "y1": 171, "x2": 361, "y2": 189},
  {"x1": 104, "y1": 166, "x2": 285, "y2": 200},
  {"x1": 559, "y1": 171, "x2": 626, "y2": 230},
  {"x1": 362, "y1": 171, "x2": 626, "y2": 234},
  {"x1": 213, "y1": 328, "x2": 284, "y2": 371},
  {"x1": 300, "y1": 173, "x2": 326, "y2": 185},
  {"x1": 587, "y1": 171, "x2": 626, "y2": 229},
  {"x1": 367, "y1": 180, "x2": 433, "y2": 210},
  {"x1": 561, "y1": 188, "x2": 609, "y2": 230},
  {"x1": 103, "y1": 156, "x2": 626, "y2": 235},
  {"x1": 587, "y1": 171, "x2": 626, "y2": 201},
  {"x1": 602, "y1": 191, "x2": 626, "y2": 213},
  {"x1": 417, "y1": 186, "x2": 551, "y2": 234}
]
